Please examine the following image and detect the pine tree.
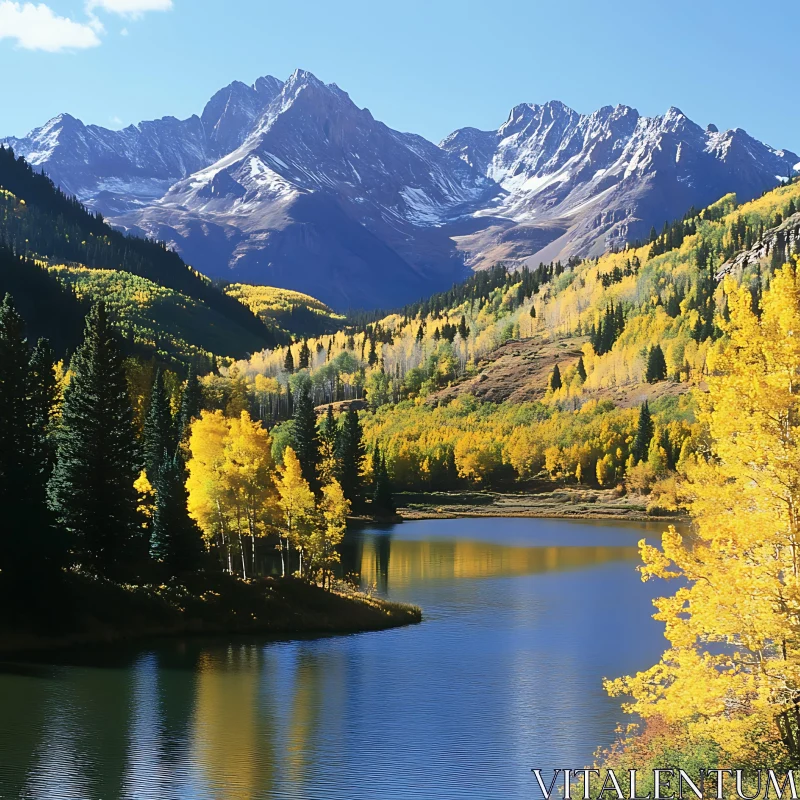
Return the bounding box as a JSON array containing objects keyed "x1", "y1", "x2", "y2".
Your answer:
[
  {"x1": 372, "y1": 444, "x2": 396, "y2": 516},
  {"x1": 336, "y1": 408, "x2": 366, "y2": 508},
  {"x1": 298, "y1": 340, "x2": 311, "y2": 370},
  {"x1": 143, "y1": 369, "x2": 174, "y2": 480},
  {"x1": 645, "y1": 344, "x2": 668, "y2": 383},
  {"x1": 576, "y1": 356, "x2": 587, "y2": 382},
  {"x1": 529, "y1": 305, "x2": 536, "y2": 319},
  {"x1": 458, "y1": 315, "x2": 469, "y2": 340},
  {"x1": 318, "y1": 405, "x2": 339, "y2": 485},
  {"x1": 0, "y1": 295, "x2": 60, "y2": 581},
  {"x1": 632, "y1": 401, "x2": 654, "y2": 464},
  {"x1": 284, "y1": 347, "x2": 295, "y2": 373},
  {"x1": 549, "y1": 364, "x2": 562, "y2": 392},
  {"x1": 177, "y1": 366, "x2": 202, "y2": 443},
  {"x1": 291, "y1": 381, "x2": 320, "y2": 492},
  {"x1": 150, "y1": 451, "x2": 205, "y2": 577},
  {"x1": 48, "y1": 303, "x2": 145, "y2": 579}
]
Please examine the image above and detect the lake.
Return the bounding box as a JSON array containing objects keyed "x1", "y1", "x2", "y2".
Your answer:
[{"x1": 0, "y1": 517, "x2": 671, "y2": 800}]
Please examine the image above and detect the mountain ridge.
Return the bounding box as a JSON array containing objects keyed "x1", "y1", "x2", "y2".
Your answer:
[{"x1": 5, "y1": 70, "x2": 798, "y2": 309}]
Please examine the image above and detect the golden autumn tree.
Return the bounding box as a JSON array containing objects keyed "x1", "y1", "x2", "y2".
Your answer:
[
  {"x1": 221, "y1": 411, "x2": 276, "y2": 579},
  {"x1": 607, "y1": 263, "x2": 800, "y2": 765},
  {"x1": 186, "y1": 410, "x2": 277, "y2": 577},
  {"x1": 308, "y1": 479, "x2": 350, "y2": 588},
  {"x1": 275, "y1": 447, "x2": 316, "y2": 577},
  {"x1": 186, "y1": 410, "x2": 235, "y2": 572}
]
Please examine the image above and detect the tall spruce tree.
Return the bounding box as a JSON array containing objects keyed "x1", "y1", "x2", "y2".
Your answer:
[
  {"x1": 632, "y1": 401, "x2": 655, "y2": 465},
  {"x1": 150, "y1": 451, "x2": 205, "y2": 576},
  {"x1": 0, "y1": 295, "x2": 60, "y2": 581},
  {"x1": 291, "y1": 381, "x2": 320, "y2": 492},
  {"x1": 372, "y1": 444, "x2": 396, "y2": 516},
  {"x1": 298, "y1": 340, "x2": 311, "y2": 370},
  {"x1": 576, "y1": 356, "x2": 587, "y2": 382},
  {"x1": 318, "y1": 404, "x2": 339, "y2": 483},
  {"x1": 336, "y1": 408, "x2": 366, "y2": 508},
  {"x1": 549, "y1": 364, "x2": 562, "y2": 392},
  {"x1": 48, "y1": 303, "x2": 145, "y2": 579},
  {"x1": 645, "y1": 344, "x2": 668, "y2": 383},
  {"x1": 143, "y1": 369, "x2": 174, "y2": 480},
  {"x1": 177, "y1": 365, "x2": 202, "y2": 443}
]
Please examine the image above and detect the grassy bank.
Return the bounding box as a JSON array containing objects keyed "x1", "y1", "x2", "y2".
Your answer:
[
  {"x1": 0, "y1": 572, "x2": 421, "y2": 655},
  {"x1": 396, "y1": 488, "x2": 687, "y2": 522}
]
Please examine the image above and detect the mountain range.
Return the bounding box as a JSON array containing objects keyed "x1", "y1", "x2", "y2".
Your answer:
[{"x1": 5, "y1": 69, "x2": 798, "y2": 309}]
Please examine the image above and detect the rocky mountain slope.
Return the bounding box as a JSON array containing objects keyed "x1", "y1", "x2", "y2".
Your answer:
[
  {"x1": 442, "y1": 102, "x2": 798, "y2": 268},
  {"x1": 5, "y1": 70, "x2": 798, "y2": 309}
]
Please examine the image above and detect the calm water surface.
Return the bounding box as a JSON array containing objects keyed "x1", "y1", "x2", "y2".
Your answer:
[{"x1": 0, "y1": 517, "x2": 671, "y2": 800}]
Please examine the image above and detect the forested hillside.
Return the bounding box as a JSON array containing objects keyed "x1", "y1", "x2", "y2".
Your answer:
[
  {"x1": 223, "y1": 283, "x2": 345, "y2": 337},
  {"x1": 0, "y1": 146, "x2": 281, "y2": 364},
  {"x1": 208, "y1": 177, "x2": 800, "y2": 504}
]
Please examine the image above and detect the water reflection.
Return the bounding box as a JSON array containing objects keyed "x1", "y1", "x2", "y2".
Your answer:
[
  {"x1": 0, "y1": 518, "x2": 666, "y2": 800},
  {"x1": 356, "y1": 535, "x2": 639, "y2": 591}
]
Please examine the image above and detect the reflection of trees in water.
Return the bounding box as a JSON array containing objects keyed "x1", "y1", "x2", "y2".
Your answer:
[
  {"x1": 285, "y1": 651, "x2": 326, "y2": 788},
  {"x1": 0, "y1": 665, "x2": 47, "y2": 799},
  {"x1": 357, "y1": 537, "x2": 639, "y2": 592},
  {"x1": 4, "y1": 531, "x2": 644, "y2": 800},
  {"x1": 338, "y1": 530, "x2": 365, "y2": 586},
  {"x1": 192, "y1": 646, "x2": 275, "y2": 799},
  {"x1": 18, "y1": 662, "x2": 135, "y2": 800},
  {"x1": 375, "y1": 533, "x2": 391, "y2": 595}
]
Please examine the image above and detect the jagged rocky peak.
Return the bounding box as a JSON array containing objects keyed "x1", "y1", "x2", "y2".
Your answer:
[
  {"x1": 201, "y1": 74, "x2": 283, "y2": 154},
  {"x1": 3, "y1": 78, "x2": 798, "y2": 309}
]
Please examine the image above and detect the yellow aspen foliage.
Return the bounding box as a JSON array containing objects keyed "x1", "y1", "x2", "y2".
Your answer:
[
  {"x1": 275, "y1": 447, "x2": 316, "y2": 576},
  {"x1": 222, "y1": 411, "x2": 276, "y2": 577},
  {"x1": 595, "y1": 454, "x2": 612, "y2": 486},
  {"x1": 606, "y1": 264, "x2": 800, "y2": 763},
  {"x1": 134, "y1": 470, "x2": 155, "y2": 525},
  {"x1": 186, "y1": 410, "x2": 235, "y2": 569},
  {"x1": 308, "y1": 479, "x2": 350, "y2": 587}
]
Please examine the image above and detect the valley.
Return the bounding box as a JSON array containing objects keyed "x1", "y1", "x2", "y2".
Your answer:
[{"x1": 4, "y1": 0, "x2": 800, "y2": 790}]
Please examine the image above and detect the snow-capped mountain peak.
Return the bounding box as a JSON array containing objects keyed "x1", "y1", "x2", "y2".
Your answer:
[{"x1": 3, "y1": 74, "x2": 797, "y2": 309}]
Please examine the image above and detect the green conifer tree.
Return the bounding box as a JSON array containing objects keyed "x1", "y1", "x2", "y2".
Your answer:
[
  {"x1": 372, "y1": 444, "x2": 396, "y2": 516},
  {"x1": 336, "y1": 408, "x2": 366, "y2": 508},
  {"x1": 576, "y1": 356, "x2": 587, "y2": 382},
  {"x1": 284, "y1": 347, "x2": 295, "y2": 373},
  {"x1": 177, "y1": 366, "x2": 203, "y2": 443},
  {"x1": 0, "y1": 295, "x2": 60, "y2": 582},
  {"x1": 48, "y1": 303, "x2": 144, "y2": 579},
  {"x1": 298, "y1": 340, "x2": 311, "y2": 370},
  {"x1": 632, "y1": 401, "x2": 655, "y2": 465},
  {"x1": 143, "y1": 369, "x2": 174, "y2": 480},
  {"x1": 291, "y1": 381, "x2": 320, "y2": 492},
  {"x1": 645, "y1": 344, "x2": 668, "y2": 383},
  {"x1": 549, "y1": 364, "x2": 562, "y2": 392},
  {"x1": 319, "y1": 404, "x2": 338, "y2": 461},
  {"x1": 150, "y1": 451, "x2": 205, "y2": 576}
]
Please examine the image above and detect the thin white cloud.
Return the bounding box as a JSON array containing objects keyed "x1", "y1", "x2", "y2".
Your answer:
[
  {"x1": 0, "y1": 2, "x2": 101, "y2": 51},
  {"x1": 87, "y1": 0, "x2": 173, "y2": 17}
]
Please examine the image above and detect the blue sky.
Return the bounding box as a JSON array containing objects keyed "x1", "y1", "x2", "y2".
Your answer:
[{"x1": 1, "y1": 0, "x2": 798, "y2": 153}]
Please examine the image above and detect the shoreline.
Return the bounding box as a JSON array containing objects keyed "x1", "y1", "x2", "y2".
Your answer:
[
  {"x1": 0, "y1": 575, "x2": 421, "y2": 658},
  {"x1": 393, "y1": 487, "x2": 688, "y2": 524}
]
